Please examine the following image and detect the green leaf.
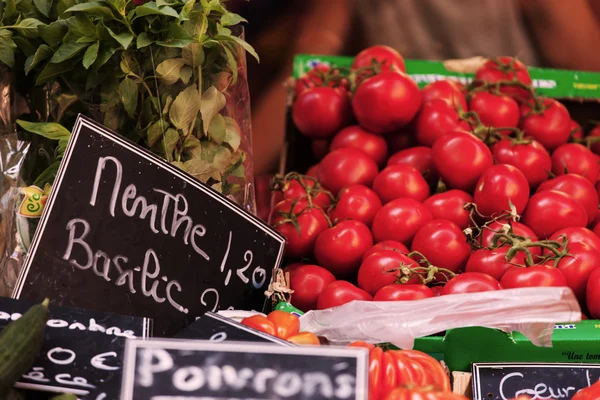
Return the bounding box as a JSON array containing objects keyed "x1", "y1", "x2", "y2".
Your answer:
[
  {"x1": 33, "y1": 160, "x2": 60, "y2": 187},
  {"x1": 50, "y1": 42, "x2": 88, "y2": 63},
  {"x1": 136, "y1": 32, "x2": 153, "y2": 49},
  {"x1": 82, "y1": 41, "x2": 99, "y2": 69},
  {"x1": 156, "y1": 58, "x2": 185, "y2": 85},
  {"x1": 65, "y1": 14, "x2": 97, "y2": 38},
  {"x1": 179, "y1": 0, "x2": 195, "y2": 20},
  {"x1": 222, "y1": 42, "x2": 238, "y2": 83},
  {"x1": 0, "y1": 30, "x2": 16, "y2": 68},
  {"x1": 208, "y1": 113, "x2": 225, "y2": 144},
  {"x1": 105, "y1": 26, "x2": 133, "y2": 49},
  {"x1": 34, "y1": 0, "x2": 53, "y2": 17},
  {"x1": 157, "y1": 0, "x2": 179, "y2": 5},
  {"x1": 16, "y1": 120, "x2": 71, "y2": 140},
  {"x1": 65, "y1": 2, "x2": 115, "y2": 19},
  {"x1": 156, "y1": 23, "x2": 193, "y2": 48},
  {"x1": 147, "y1": 119, "x2": 166, "y2": 147},
  {"x1": 57, "y1": 0, "x2": 76, "y2": 15},
  {"x1": 36, "y1": 60, "x2": 73, "y2": 84},
  {"x1": 91, "y1": 44, "x2": 117, "y2": 73},
  {"x1": 184, "y1": 134, "x2": 201, "y2": 149},
  {"x1": 181, "y1": 42, "x2": 203, "y2": 68},
  {"x1": 220, "y1": 11, "x2": 247, "y2": 27},
  {"x1": 12, "y1": 18, "x2": 46, "y2": 38},
  {"x1": 118, "y1": 77, "x2": 138, "y2": 118},
  {"x1": 135, "y1": 2, "x2": 179, "y2": 18},
  {"x1": 163, "y1": 128, "x2": 179, "y2": 158},
  {"x1": 218, "y1": 34, "x2": 259, "y2": 62},
  {"x1": 39, "y1": 20, "x2": 68, "y2": 48},
  {"x1": 119, "y1": 52, "x2": 139, "y2": 74},
  {"x1": 3, "y1": 0, "x2": 16, "y2": 20},
  {"x1": 162, "y1": 95, "x2": 173, "y2": 115},
  {"x1": 183, "y1": 158, "x2": 219, "y2": 182},
  {"x1": 57, "y1": 136, "x2": 69, "y2": 157},
  {"x1": 25, "y1": 44, "x2": 53, "y2": 74},
  {"x1": 223, "y1": 116, "x2": 241, "y2": 152},
  {"x1": 106, "y1": 0, "x2": 126, "y2": 13},
  {"x1": 183, "y1": 9, "x2": 207, "y2": 38},
  {"x1": 13, "y1": 36, "x2": 37, "y2": 57},
  {"x1": 169, "y1": 84, "x2": 200, "y2": 135},
  {"x1": 199, "y1": 86, "x2": 226, "y2": 133},
  {"x1": 179, "y1": 66, "x2": 192, "y2": 85}
]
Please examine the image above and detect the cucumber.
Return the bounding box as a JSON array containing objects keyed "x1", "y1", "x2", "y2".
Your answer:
[{"x1": 0, "y1": 299, "x2": 49, "y2": 396}]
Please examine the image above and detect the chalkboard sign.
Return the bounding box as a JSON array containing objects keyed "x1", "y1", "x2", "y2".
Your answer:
[
  {"x1": 175, "y1": 311, "x2": 293, "y2": 346},
  {"x1": 12, "y1": 115, "x2": 286, "y2": 336},
  {"x1": 121, "y1": 338, "x2": 369, "y2": 400},
  {"x1": 472, "y1": 362, "x2": 600, "y2": 400},
  {"x1": 0, "y1": 296, "x2": 150, "y2": 399}
]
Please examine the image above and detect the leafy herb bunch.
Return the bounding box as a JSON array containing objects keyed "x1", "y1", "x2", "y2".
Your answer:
[{"x1": 1, "y1": 0, "x2": 258, "y2": 199}]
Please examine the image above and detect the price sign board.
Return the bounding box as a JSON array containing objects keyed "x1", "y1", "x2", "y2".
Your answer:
[
  {"x1": 472, "y1": 362, "x2": 600, "y2": 400},
  {"x1": 0, "y1": 296, "x2": 150, "y2": 399},
  {"x1": 121, "y1": 338, "x2": 369, "y2": 400},
  {"x1": 12, "y1": 115, "x2": 285, "y2": 336}
]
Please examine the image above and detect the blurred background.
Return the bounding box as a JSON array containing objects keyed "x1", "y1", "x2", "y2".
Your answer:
[{"x1": 227, "y1": 0, "x2": 600, "y2": 177}]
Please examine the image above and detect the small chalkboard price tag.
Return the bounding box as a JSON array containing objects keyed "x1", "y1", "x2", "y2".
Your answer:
[
  {"x1": 175, "y1": 311, "x2": 293, "y2": 346},
  {"x1": 0, "y1": 296, "x2": 150, "y2": 399},
  {"x1": 472, "y1": 362, "x2": 600, "y2": 400},
  {"x1": 121, "y1": 338, "x2": 369, "y2": 400},
  {"x1": 12, "y1": 115, "x2": 285, "y2": 336}
]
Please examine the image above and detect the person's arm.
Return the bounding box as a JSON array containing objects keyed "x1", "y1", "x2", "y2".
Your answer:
[
  {"x1": 519, "y1": 0, "x2": 600, "y2": 71},
  {"x1": 251, "y1": 0, "x2": 351, "y2": 176}
]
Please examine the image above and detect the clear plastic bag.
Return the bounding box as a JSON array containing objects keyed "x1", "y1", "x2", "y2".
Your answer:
[
  {"x1": 0, "y1": 135, "x2": 30, "y2": 297},
  {"x1": 299, "y1": 287, "x2": 581, "y2": 349}
]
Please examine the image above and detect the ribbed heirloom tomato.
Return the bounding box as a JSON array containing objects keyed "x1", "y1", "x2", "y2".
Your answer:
[
  {"x1": 317, "y1": 281, "x2": 372, "y2": 309},
  {"x1": 411, "y1": 219, "x2": 471, "y2": 274},
  {"x1": 423, "y1": 190, "x2": 473, "y2": 230},
  {"x1": 474, "y1": 164, "x2": 530, "y2": 217},
  {"x1": 414, "y1": 99, "x2": 471, "y2": 146},
  {"x1": 319, "y1": 148, "x2": 379, "y2": 195},
  {"x1": 330, "y1": 125, "x2": 389, "y2": 166},
  {"x1": 372, "y1": 164, "x2": 430, "y2": 203},
  {"x1": 330, "y1": 185, "x2": 382, "y2": 227},
  {"x1": 372, "y1": 198, "x2": 433, "y2": 245},
  {"x1": 353, "y1": 71, "x2": 422, "y2": 134},
  {"x1": 292, "y1": 86, "x2": 352, "y2": 139},
  {"x1": 357, "y1": 250, "x2": 420, "y2": 296},
  {"x1": 492, "y1": 137, "x2": 552, "y2": 188},
  {"x1": 387, "y1": 146, "x2": 438, "y2": 185}
]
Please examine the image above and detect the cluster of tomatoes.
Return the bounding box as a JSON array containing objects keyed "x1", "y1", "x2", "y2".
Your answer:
[{"x1": 270, "y1": 45, "x2": 600, "y2": 319}]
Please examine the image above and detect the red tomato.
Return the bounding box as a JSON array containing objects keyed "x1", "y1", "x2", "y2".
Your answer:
[
  {"x1": 466, "y1": 247, "x2": 525, "y2": 281},
  {"x1": 432, "y1": 131, "x2": 494, "y2": 192},
  {"x1": 424, "y1": 190, "x2": 473, "y2": 230},
  {"x1": 537, "y1": 174, "x2": 598, "y2": 225},
  {"x1": 549, "y1": 227, "x2": 600, "y2": 253},
  {"x1": 372, "y1": 164, "x2": 431, "y2": 204},
  {"x1": 330, "y1": 185, "x2": 382, "y2": 227},
  {"x1": 411, "y1": 219, "x2": 471, "y2": 274},
  {"x1": 387, "y1": 146, "x2": 438, "y2": 186},
  {"x1": 352, "y1": 45, "x2": 406, "y2": 73},
  {"x1": 241, "y1": 315, "x2": 276, "y2": 336},
  {"x1": 372, "y1": 198, "x2": 433, "y2": 245},
  {"x1": 349, "y1": 341, "x2": 451, "y2": 400},
  {"x1": 474, "y1": 164, "x2": 530, "y2": 217},
  {"x1": 523, "y1": 190, "x2": 588, "y2": 238},
  {"x1": 500, "y1": 265, "x2": 568, "y2": 288},
  {"x1": 287, "y1": 332, "x2": 320, "y2": 345},
  {"x1": 468, "y1": 91, "x2": 520, "y2": 133},
  {"x1": 384, "y1": 387, "x2": 468, "y2": 400},
  {"x1": 316, "y1": 281, "x2": 372, "y2": 309},
  {"x1": 306, "y1": 164, "x2": 319, "y2": 179},
  {"x1": 288, "y1": 264, "x2": 336, "y2": 312},
  {"x1": 572, "y1": 380, "x2": 600, "y2": 400},
  {"x1": 311, "y1": 139, "x2": 329, "y2": 160},
  {"x1": 292, "y1": 87, "x2": 352, "y2": 139},
  {"x1": 479, "y1": 220, "x2": 539, "y2": 252},
  {"x1": 551, "y1": 143, "x2": 599, "y2": 184},
  {"x1": 586, "y1": 268, "x2": 600, "y2": 319},
  {"x1": 550, "y1": 243, "x2": 600, "y2": 302},
  {"x1": 330, "y1": 125, "x2": 388, "y2": 166},
  {"x1": 414, "y1": 99, "x2": 471, "y2": 147},
  {"x1": 279, "y1": 176, "x2": 332, "y2": 210},
  {"x1": 441, "y1": 272, "x2": 502, "y2": 295},
  {"x1": 266, "y1": 310, "x2": 300, "y2": 339},
  {"x1": 295, "y1": 64, "x2": 348, "y2": 96},
  {"x1": 386, "y1": 128, "x2": 418, "y2": 154},
  {"x1": 314, "y1": 220, "x2": 373, "y2": 277},
  {"x1": 272, "y1": 200, "x2": 330, "y2": 259},
  {"x1": 362, "y1": 240, "x2": 410, "y2": 261},
  {"x1": 319, "y1": 148, "x2": 379, "y2": 195},
  {"x1": 588, "y1": 125, "x2": 600, "y2": 155},
  {"x1": 492, "y1": 138, "x2": 552, "y2": 188},
  {"x1": 357, "y1": 250, "x2": 420, "y2": 296},
  {"x1": 569, "y1": 120, "x2": 583, "y2": 140},
  {"x1": 374, "y1": 284, "x2": 435, "y2": 301},
  {"x1": 474, "y1": 57, "x2": 532, "y2": 102},
  {"x1": 421, "y1": 80, "x2": 467, "y2": 110},
  {"x1": 520, "y1": 98, "x2": 571, "y2": 151},
  {"x1": 353, "y1": 71, "x2": 421, "y2": 134}
]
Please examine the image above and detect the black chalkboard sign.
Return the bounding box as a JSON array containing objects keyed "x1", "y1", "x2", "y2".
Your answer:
[
  {"x1": 0, "y1": 296, "x2": 150, "y2": 399},
  {"x1": 121, "y1": 338, "x2": 369, "y2": 400},
  {"x1": 12, "y1": 115, "x2": 286, "y2": 337},
  {"x1": 472, "y1": 362, "x2": 600, "y2": 400},
  {"x1": 175, "y1": 311, "x2": 293, "y2": 346}
]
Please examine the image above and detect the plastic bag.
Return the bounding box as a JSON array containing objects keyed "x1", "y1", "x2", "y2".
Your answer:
[
  {"x1": 0, "y1": 135, "x2": 30, "y2": 297},
  {"x1": 299, "y1": 287, "x2": 581, "y2": 349}
]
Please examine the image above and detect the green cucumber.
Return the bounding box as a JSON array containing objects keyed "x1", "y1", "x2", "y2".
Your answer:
[{"x1": 0, "y1": 299, "x2": 49, "y2": 395}]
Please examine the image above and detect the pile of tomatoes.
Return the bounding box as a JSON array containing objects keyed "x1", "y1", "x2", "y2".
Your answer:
[{"x1": 271, "y1": 45, "x2": 600, "y2": 319}]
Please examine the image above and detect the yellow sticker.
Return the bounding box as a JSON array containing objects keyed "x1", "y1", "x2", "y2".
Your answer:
[{"x1": 18, "y1": 184, "x2": 51, "y2": 218}]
